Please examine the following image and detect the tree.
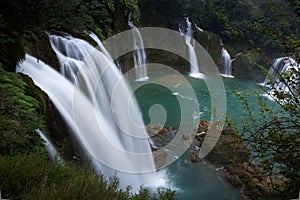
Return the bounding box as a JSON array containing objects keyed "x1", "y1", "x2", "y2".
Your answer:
[{"x1": 233, "y1": 1, "x2": 300, "y2": 197}]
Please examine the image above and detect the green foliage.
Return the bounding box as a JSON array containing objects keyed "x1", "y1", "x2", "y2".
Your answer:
[
  {"x1": 0, "y1": 153, "x2": 175, "y2": 200},
  {"x1": 250, "y1": 1, "x2": 300, "y2": 57},
  {"x1": 215, "y1": 1, "x2": 300, "y2": 197},
  {"x1": 120, "y1": 0, "x2": 140, "y2": 21},
  {"x1": 285, "y1": 0, "x2": 300, "y2": 16},
  {"x1": 0, "y1": 66, "x2": 47, "y2": 156},
  {"x1": 234, "y1": 69, "x2": 300, "y2": 197},
  {"x1": 0, "y1": 0, "x2": 140, "y2": 70},
  {"x1": 0, "y1": 32, "x2": 25, "y2": 71}
]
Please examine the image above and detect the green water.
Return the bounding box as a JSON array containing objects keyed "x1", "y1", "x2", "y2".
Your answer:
[
  {"x1": 131, "y1": 72, "x2": 276, "y2": 199},
  {"x1": 133, "y1": 73, "x2": 272, "y2": 129}
]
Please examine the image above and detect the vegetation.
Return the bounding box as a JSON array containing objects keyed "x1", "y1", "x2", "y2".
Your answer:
[
  {"x1": 138, "y1": 0, "x2": 300, "y2": 81},
  {"x1": 0, "y1": 65, "x2": 46, "y2": 156},
  {"x1": 0, "y1": 1, "x2": 176, "y2": 199},
  {"x1": 0, "y1": 64, "x2": 175, "y2": 199},
  {"x1": 0, "y1": 0, "x2": 299, "y2": 199},
  {"x1": 139, "y1": 0, "x2": 299, "y2": 198},
  {"x1": 0, "y1": 153, "x2": 175, "y2": 200},
  {"x1": 0, "y1": 0, "x2": 140, "y2": 71},
  {"x1": 228, "y1": 1, "x2": 299, "y2": 198}
]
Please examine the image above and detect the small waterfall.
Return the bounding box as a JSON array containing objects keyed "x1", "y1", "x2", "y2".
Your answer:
[
  {"x1": 195, "y1": 23, "x2": 204, "y2": 32},
  {"x1": 17, "y1": 34, "x2": 163, "y2": 190},
  {"x1": 220, "y1": 47, "x2": 234, "y2": 78},
  {"x1": 181, "y1": 17, "x2": 204, "y2": 79},
  {"x1": 36, "y1": 129, "x2": 63, "y2": 164},
  {"x1": 263, "y1": 57, "x2": 299, "y2": 93},
  {"x1": 128, "y1": 16, "x2": 148, "y2": 81}
]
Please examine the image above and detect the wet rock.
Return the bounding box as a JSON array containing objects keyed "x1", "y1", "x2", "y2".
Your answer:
[
  {"x1": 147, "y1": 124, "x2": 170, "y2": 148},
  {"x1": 153, "y1": 150, "x2": 168, "y2": 169},
  {"x1": 189, "y1": 150, "x2": 202, "y2": 163},
  {"x1": 147, "y1": 124, "x2": 166, "y2": 137},
  {"x1": 227, "y1": 174, "x2": 243, "y2": 187}
]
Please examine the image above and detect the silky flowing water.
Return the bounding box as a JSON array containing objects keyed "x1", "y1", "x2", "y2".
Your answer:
[{"x1": 16, "y1": 31, "x2": 280, "y2": 198}]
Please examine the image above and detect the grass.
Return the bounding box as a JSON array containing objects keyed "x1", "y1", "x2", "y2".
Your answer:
[{"x1": 0, "y1": 153, "x2": 175, "y2": 200}]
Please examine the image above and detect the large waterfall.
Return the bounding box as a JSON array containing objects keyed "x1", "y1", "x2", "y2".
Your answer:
[
  {"x1": 128, "y1": 16, "x2": 148, "y2": 81},
  {"x1": 220, "y1": 47, "x2": 234, "y2": 78},
  {"x1": 263, "y1": 57, "x2": 299, "y2": 94},
  {"x1": 181, "y1": 18, "x2": 204, "y2": 79},
  {"x1": 17, "y1": 33, "x2": 164, "y2": 190}
]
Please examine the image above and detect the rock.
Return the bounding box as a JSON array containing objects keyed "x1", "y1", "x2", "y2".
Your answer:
[
  {"x1": 147, "y1": 124, "x2": 172, "y2": 148},
  {"x1": 222, "y1": 127, "x2": 234, "y2": 135},
  {"x1": 249, "y1": 178, "x2": 263, "y2": 189},
  {"x1": 197, "y1": 120, "x2": 211, "y2": 133},
  {"x1": 227, "y1": 174, "x2": 243, "y2": 187},
  {"x1": 182, "y1": 134, "x2": 190, "y2": 140},
  {"x1": 256, "y1": 167, "x2": 264, "y2": 173},
  {"x1": 242, "y1": 162, "x2": 248, "y2": 169},
  {"x1": 153, "y1": 151, "x2": 168, "y2": 168},
  {"x1": 193, "y1": 139, "x2": 201, "y2": 147},
  {"x1": 147, "y1": 124, "x2": 166, "y2": 137},
  {"x1": 247, "y1": 165, "x2": 255, "y2": 174},
  {"x1": 189, "y1": 150, "x2": 202, "y2": 163}
]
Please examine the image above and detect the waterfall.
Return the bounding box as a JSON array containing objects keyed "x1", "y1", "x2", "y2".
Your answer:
[
  {"x1": 36, "y1": 129, "x2": 63, "y2": 164},
  {"x1": 220, "y1": 47, "x2": 234, "y2": 78},
  {"x1": 128, "y1": 16, "x2": 148, "y2": 81},
  {"x1": 17, "y1": 34, "x2": 164, "y2": 190},
  {"x1": 181, "y1": 17, "x2": 204, "y2": 79},
  {"x1": 88, "y1": 31, "x2": 122, "y2": 72},
  {"x1": 195, "y1": 23, "x2": 204, "y2": 32},
  {"x1": 263, "y1": 57, "x2": 299, "y2": 94}
]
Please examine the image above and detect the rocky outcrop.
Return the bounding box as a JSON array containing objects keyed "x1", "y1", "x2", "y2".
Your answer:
[
  {"x1": 190, "y1": 120, "x2": 290, "y2": 199},
  {"x1": 146, "y1": 120, "x2": 291, "y2": 199}
]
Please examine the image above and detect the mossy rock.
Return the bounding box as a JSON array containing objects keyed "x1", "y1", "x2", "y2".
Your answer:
[
  {"x1": 0, "y1": 65, "x2": 47, "y2": 155},
  {"x1": 195, "y1": 30, "x2": 222, "y2": 69},
  {"x1": 233, "y1": 49, "x2": 270, "y2": 81}
]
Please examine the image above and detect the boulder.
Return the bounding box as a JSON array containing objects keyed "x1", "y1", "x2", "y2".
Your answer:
[{"x1": 189, "y1": 150, "x2": 202, "y2": 163}]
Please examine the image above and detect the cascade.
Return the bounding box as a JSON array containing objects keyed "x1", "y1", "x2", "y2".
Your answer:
[
  {"x1": 181, "y1": 17, "x2": 204, "y2": 79},
  {"x1": 128, "y1": 15, "x2": 148, "y2": 81},
  {"x1": 17, "y1": 34, "x2": 163, "y2": 190},
  {"x1": 263, "y1": 57, "x2": 299, "y2": 93},
  {"x1": 88, "y1": 31, "x2": 122, "y2": 72},
  {"x1": 220, "y1": 47, "x2": 234, "y2": 78},
  {"x1": 36, "y1": 129, "x2": 63, "y2": 164}
]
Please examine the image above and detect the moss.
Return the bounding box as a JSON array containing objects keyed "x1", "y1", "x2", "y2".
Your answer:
[
  {"x1": 233, "y1": 50, "x2": 270, "y2": 81},
  {"x1": 0, "y1": 65, "x2": 47, "y2": 156}
]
